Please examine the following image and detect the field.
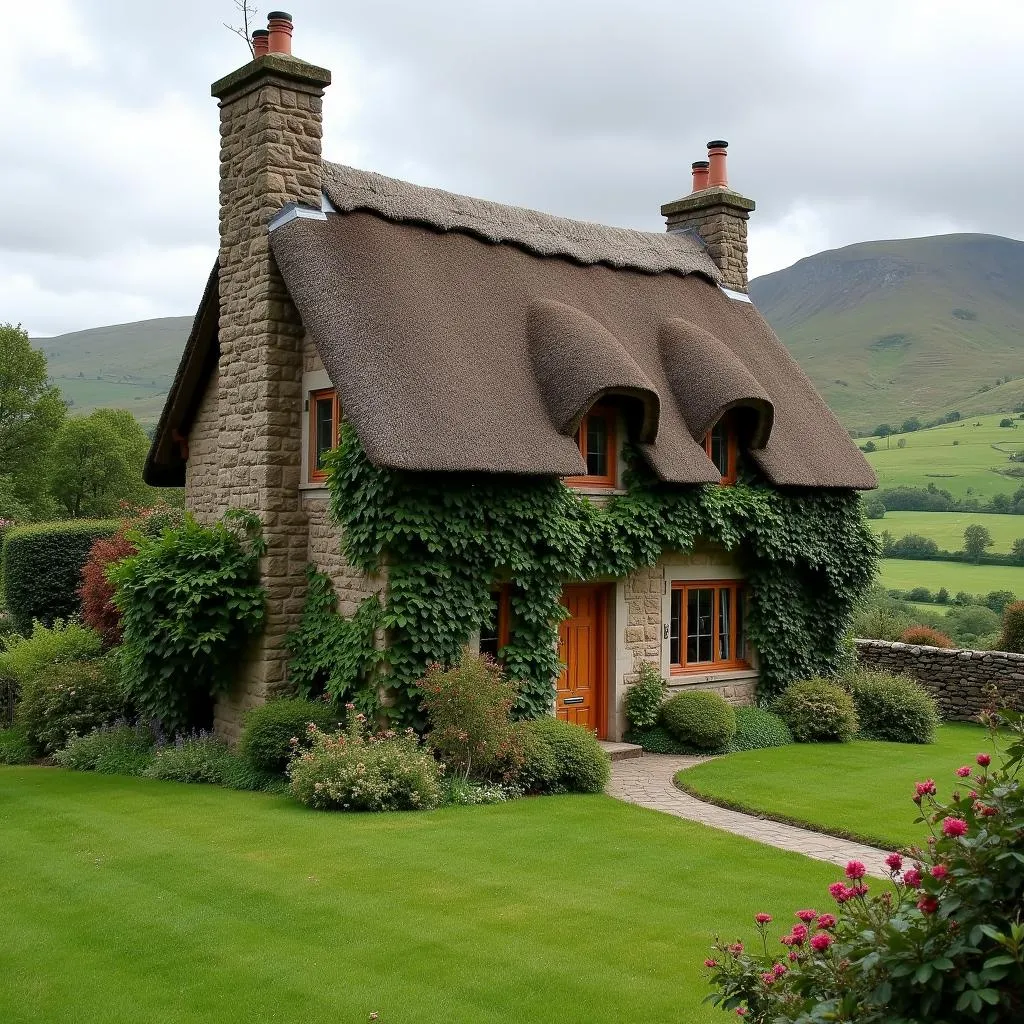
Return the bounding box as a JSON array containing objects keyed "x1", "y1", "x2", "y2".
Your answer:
[
  {"x1": 868, "y1": 510, "x2": 1024, "y2": 552},
  {"x1": 877, "y1": 558, "x2": 1024, "y2": 597}
]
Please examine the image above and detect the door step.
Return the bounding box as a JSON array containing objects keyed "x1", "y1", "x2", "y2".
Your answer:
[{"x1": 598, "y1": 740, "x2": 644, "y2": 761}]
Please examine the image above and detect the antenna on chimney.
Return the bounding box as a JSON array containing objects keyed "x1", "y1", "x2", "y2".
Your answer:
[{"x1": 224, "y1": 0, "x2": 261, "y2": 58}]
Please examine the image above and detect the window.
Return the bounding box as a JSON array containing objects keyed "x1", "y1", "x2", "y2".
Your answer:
[
  {"x1": 702, "y1": 414, "x2": 739, "y2": 485},
  {"x1": 565, "y1": 404, "x2": 617, "y2": 488},
  {"x1": 479, "y1": 585, "x2": 511, "y2": 660},
  {"x1": 309, "y1": 388, "x2": 339, "y2": 482},
  {"x1": 669, "y1": 580, "x2": 748, "y2": 672}
]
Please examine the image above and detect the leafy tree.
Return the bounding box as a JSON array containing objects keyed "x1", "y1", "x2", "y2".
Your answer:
[
  {"x1": 984, "y1": 590, "x2": 1017, "y2": 614},
  {"x1": 935, "y1": 586, "x2": 950, "y2": 604},
  {"x1": 963, "y1": 524, "x2": 993, "y2": 563},
  {"x1": 48, "y1": 409, "x2": 152, "y2": 518},
  {"x1": 863, "y1": 496, "x2": 885, "y2": 519},
  {"x1": 860, "y1": 440, "x2": 877, "y2": 453},
  {"x1": 1000, "y1": 417, "x2": 1015, "y2": 428},
  {"x1": 896, "y1": 437, "x2": 907, "y2": 449},
  {"x1": 0, "y1": 324, "x2": 65, "y2": 519},
  {"x1": 888, "y1": 533, "x2": 939, "y2": 558},
  {"x1": 1012, "y1": 538, "x2": 1024, "y2": 564},
  {"x1": 900, "y1": 417, "x2": 922, "y2": 432},
  {"x1": 874, "y1": 423, "x2": 894, "y2": 437}
]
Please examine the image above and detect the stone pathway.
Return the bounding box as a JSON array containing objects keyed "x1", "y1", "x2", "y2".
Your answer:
[{"x1": 607, "y1": 753, "x2": 891, "y2": 878}]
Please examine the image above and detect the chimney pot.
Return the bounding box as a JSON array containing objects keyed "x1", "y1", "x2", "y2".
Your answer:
[
  {"x1": 691, "y1": 160, "x2": 710, "y2": 193},
  {"x1": 267, "y1": 11, "x2": 294, "y2": 55},
  {"x1": 252, "y1": 29, "x2": 270, "y2": 59},
  {"x1": 707, "y1": 140, "x2": 729, "y2": 188}
]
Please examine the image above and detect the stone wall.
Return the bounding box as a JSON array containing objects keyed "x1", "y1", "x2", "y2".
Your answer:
[
  {"x1": 183, "y1": 368, "x2": 221, "y2": 523},
  {"x1": 856, "y1": 639, "x2": 1024, "y2": 721}
]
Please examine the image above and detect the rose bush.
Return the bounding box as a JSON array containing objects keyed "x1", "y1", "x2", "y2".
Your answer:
[{"x1": 706, "y1": 708, "x2": 1024, "y2": 1022}]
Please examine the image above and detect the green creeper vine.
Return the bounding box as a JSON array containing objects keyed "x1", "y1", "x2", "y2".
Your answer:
[{"x1": 323, "y1": 423, "x2": 878, "y2": 725}]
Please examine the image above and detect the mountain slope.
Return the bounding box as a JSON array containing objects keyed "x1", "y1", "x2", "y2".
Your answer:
[{"x1": 749, "y1": 233, "x2": 1024, "y2": 430}]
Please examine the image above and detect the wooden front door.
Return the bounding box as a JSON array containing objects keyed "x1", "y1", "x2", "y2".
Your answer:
[{"x1": 557, "y1": 585, "x2": 608, "y2": 738}]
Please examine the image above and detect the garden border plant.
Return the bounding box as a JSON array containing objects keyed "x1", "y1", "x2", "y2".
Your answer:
[{"x1": 323, "y1": 424, "x2": 878, "y2": 723}]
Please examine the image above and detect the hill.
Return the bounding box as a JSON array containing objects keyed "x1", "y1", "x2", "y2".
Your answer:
[
  {"x1": 32, "y1": 317, "x2": 192, "y2": 424},
  {"x1": 749, "y1": 233, "x2": 1024, "y2": 431}
]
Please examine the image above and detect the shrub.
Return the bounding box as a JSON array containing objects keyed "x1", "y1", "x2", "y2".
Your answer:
[
  {"x1": 220, "y1": 753, "x2": 289, "y2": 794},
  {"x1": 54, "y1": 723, "x2": 154, "y2": 775},
  {"x1": 288, "y1": 720, "x2": 443, "y2": 811},
  {"x1": 507, "y1": 720, "x2": 559, "y2": 792},
  {"x1": 144, "y1": 733, "x2": 234, "y2": 785},
  {"x1": 109, "y1": 510, "x2": 266, "y2": 733},
  {"x1": 238, "y1": 697, "x2": 342, "y2": 774},
  {"x1": 946, "y1": 604, "x2": 1001, "y2": 646},
  {"x1": 519, "y1": 716, "x2": 610, "y2": 794},
  {"x1": 624, "y1": 724, "x2": 694, "y2": 755},
  {"x1": 417, "y1": 650, "x2": 519, "y2": 782},
  {"x1": 661, "y1": 690, "x2": 737, "y2": 751},
  {"x1": 0, "y1": 724, "x2": 34, "y2": 764},
  {"x1": 998, "y1": 600, "x2": 1024, "y2": 653},
  {"x1": 729, "y1": 706, "x2": 792, "y2": 751},
  {"x1": 624, "y1": 662, "x2": 667, "y2": 729},
  {"x1": 887, "y1": 533, "x2": 939, "y2": 558},
  {"x1": 0, "y1": 618, "x2": 103, "y2": 686},
  {"x1": 18, "y1": 658, "x2": 130, "y2": 754},
  {"x1": 442, "y1": 778, "x2": 521, "y2": 806},
  {"x1": 845, "y1": 669, "x2": 940, "y2": 743},
  {"x1": 706, "y1": 709, "x2": 1024, "y2": 1021},
  {"x1": 900, "y1": 624, "x2": 954, "y2": 648},
  {"x1": 78, "y1": 530, "x2": 137, "y2": 646},
  {"x1": 852, "y1": 602, "x2": 914, "y2": 642},
  {"x1": 1, "y1": 519, "x2": 119, "y2": 634},
  {"x1": 773, "y1": 678, "x2": 858, "y2": 743}
]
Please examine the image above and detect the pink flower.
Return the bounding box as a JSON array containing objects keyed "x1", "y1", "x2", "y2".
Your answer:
[
  {"x1": 761, "y1": 972, "x2": 775, "y2": 985},
  {"x1": 829, "y1": 882, "x2": 854, "y2": 904},
  {"x1": 791, "y1": 924, "x2": 808, "y2": 941},
  {"x1": 851, "y1": 884, "x2": 869, "y2": 898},
  {"x1": 942, "y1": 817, "x2": 969, "y2": 838},
  {"x1": 955, "y1": 766, "x2": 972, "y2": 778},
  {"x1": 902, "y1": 867, "x2": 923, "y2": 888},
  {"x1": 795, "y1": 909, "x2": 818, "y2": 923},
  {"x1": 930, "y1": 865, "x2": 949, "y2": 881},
  {"x1": 845, "y1": 860, "x2": 867, "y2": 880},
  {"x1": 917, "y1": 895, "x2": 939, "y2": 915},
  {"x1": 976, "y1": 753, "x2": 991, "y2": 767},
  {"x1": 884, "y1": 852, "x2": 903, "y2": 872},
  {"x1": 772, "y1": 963, "x2": 787, "y2": 978},
  {"x1": 788, "y1": 951, "x2": 799, "y2": 962},
  {"x1": 816, "y1": 914, "x2": 837, "y2": 930},
  {"x1": 704, "y1": 959, "x2": 719, "y2": 968},
  {"x1": 914, "y1": 779, "x2": 937, "y2": 798},
  {"x1": 779, "y1": 934, "x2": 795, "y2": 946},
  {"x1": 754, "y1": 913, "x2": 773, "y2": 925},
  {"x1": 736, "y1": 1009, "x2": 747, "y2": 1017},
  {"x1": 728, "y1": 942, "x2": 744, "y2": 955},
  {"x1": 976, "y1": 803, "x2": 998, "y2": 817},
  {"x1": 810, "y1": 932, "x2": 833, "y2": 952}
]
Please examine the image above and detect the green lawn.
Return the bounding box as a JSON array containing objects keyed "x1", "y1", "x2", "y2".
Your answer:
[
  {"x1": 868, "y1": 510, "x2": 1024, "y2": 553},
  {"x1": 864, "y1": 413, "x2": 1024, "y2": 502},
  {"x1": 0, "y1": 768, "x2": 840, "y2": 1024},
  {"x1": 877, "y1": 558, "x2": 1024, "y2": 597},
  {"x1": 678, "y1": 724, "x2": 991, "y2": 850}
]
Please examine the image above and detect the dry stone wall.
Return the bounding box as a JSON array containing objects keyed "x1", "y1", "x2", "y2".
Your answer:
[
  {"x1": 183, "y1": 369, "x2": 221, "y2": 523},
  {"x1": 855, "y1": 639, "x2": 1024, "y2": 721}
]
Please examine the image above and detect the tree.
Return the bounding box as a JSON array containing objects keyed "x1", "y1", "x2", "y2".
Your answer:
[
  {"x1": 48, "y1": 408, "x2": 154, "y2": 518},
  {"x1": 860, "y1": 440, "x2": 877, "y2": 453},
  {"x1": 874, "y1": 423, "x2": 894, "y2": 437},
  {"x1": 0, "y1": 323, "x2": 65, "y2": 518},
  {"x1": 901, "y1": 417, "x2": 922, "y2": 433},
  {"x1": 1013, "y1": 538, "x2": 1024, "y2": 565},
  {"x1": 863, "y1": 496, "x2": 885, "y2": 519},
  {"x1": 896, "y1": 437, "x2": 907, "y2": 449},
  {"x1": 962, "y1": 523, "x2": 993, "y2": 563}
]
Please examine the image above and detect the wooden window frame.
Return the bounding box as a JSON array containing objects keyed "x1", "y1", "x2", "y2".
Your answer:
[
  {"x1": 564, "y1": 403, "x2": 617, "y2": 488},
  {"x1": 308, "y1": 387, "x2": 340, "y2": 483},
  {"x1": 702, "y1": 416, "x2": 739, "y2": 486},
  {"x1": 669, "y1": 579, "x2": 749, "y2": 675},
  {"x1": 479, "y1": 584, "x2": 512, "y2": 661}
]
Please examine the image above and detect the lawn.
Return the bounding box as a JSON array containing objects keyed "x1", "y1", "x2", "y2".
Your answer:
[
  {"x1": 678, "y1": 724, "x2": 991, "y2": 850},
  {"x1": 877, "y1": 557, "x2": 1024, "y2": 597},
  {"x1": 0, "y1": 768, "x2": 840, "y2": 1024},
  {"x1": 868, "y1": 510, "x2": 1024, "y2": 553}
]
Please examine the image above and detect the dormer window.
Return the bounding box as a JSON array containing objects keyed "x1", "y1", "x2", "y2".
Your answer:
[
  {"x1": 565, "y1": 403, "x2": 617, "y2": 488},
  {"x1": 309, "y1": 387, "x2": 340, "y2": 482},
  {"x1": 703, "y1": 413, "x2": 739, "y2": 485}
]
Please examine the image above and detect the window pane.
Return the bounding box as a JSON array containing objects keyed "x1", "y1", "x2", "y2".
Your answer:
[
  {"x1": 736, "y1": 592, "x2": 746, "y2": 662},
  {"x1": 710, "y1": 423, "x2": 728, "y2": 476},
  {"x1": 718, "y1": 587, "x2": 731, "y2": 661},
  {"x1": 315, "y1": 397, "x2": 335, "y2": 470},
  {"x1": 670, "y1": 589, "x2": 681, "y2": 665},
  {"x1": 687, "y1": 588, "x2": 714, "y2": 663},
  {"x1": 586, "y1": 415, "x2": 608, "y2": 477},
  {"x1": 479, "y1": 590, "x2": 503, "y2": 659}
]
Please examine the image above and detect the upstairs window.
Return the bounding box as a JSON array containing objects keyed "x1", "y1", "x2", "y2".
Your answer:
[
  {"x1": 703, "y1": 414, "x2": 739, "y2": 485},
  {"x1": 479, "y1": 585, "x2": 511, "y2": 661},
  {"x1": 309, "y1": 388, "x2": 339, "y2": 482},
  {"x1": 669, "y1": 580, "x2": 748, "y2": 673},
  {"x1": 565, "y1": 403, "x2": 617, "y2": 488}
]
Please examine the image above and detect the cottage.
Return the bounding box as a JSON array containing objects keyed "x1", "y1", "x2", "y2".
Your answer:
[{"x1": 146, "y1": 13, "x2": 876, "y2": 742}]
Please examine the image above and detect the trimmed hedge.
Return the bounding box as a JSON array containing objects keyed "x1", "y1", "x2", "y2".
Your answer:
[
  {"x1": 520, "y1": 716, "x2": 610, "y2": 793},
  {"x1": 661, "y1": 690, "x2": 737, "y2": 751},
  {"x1": 846, "y1": 670, "x2": 940, "y2": 744},
  {"x1": 774, "y1": 678, "x2": 859, "y2": 743},
  {"x1": 729, "y1": 706, "x2": 793, "y2": 751},
  {"x1": 239, "y1": 697, "x2": 343, "y2": 774},
  {"x1": 2, "y1": 520, "x2": 119, "y2": 634}
]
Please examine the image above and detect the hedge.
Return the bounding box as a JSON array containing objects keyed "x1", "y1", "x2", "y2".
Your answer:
[{"x1": 2, "y1": 520, "x2": 120, "y2": 634}]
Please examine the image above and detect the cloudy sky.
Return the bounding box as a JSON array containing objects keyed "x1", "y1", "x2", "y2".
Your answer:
[{"x1": 6, "y1": 0, "x2": 1024, "y2": 336}]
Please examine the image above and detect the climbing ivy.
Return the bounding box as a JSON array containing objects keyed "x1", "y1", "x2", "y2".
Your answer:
[{"x1": 325, "y1": 423, "x2": 878, "y2": 725}]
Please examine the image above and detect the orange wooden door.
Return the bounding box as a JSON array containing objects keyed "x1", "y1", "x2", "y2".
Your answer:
[{"x1": 557, "y1": 585, "x2": 607, "y2": 737}]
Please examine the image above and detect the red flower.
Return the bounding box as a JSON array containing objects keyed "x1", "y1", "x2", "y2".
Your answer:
[
  {"x1": 761, "y1": 972, "x2": 775, "y2": 986},
  {"x1": 829, "y1": 882, "x2": 854, "y2": 904},
  {"x1": 884, "y1": 852, "x2": 903, "y2": 872},
  {"x1": 788, "y1": 951, "x2": 799, "y2": 962},
  {"x1": 736, "y1": 1009, "x2": 747, "y2": 1017},
  {"x1": 816, "y1": 913, "x2": 837, "y2": 930},
  {"x1": 955, "y1": 765, "x2": 972, "y2": 778},
  {"x1": 976, "y1": 753, "x2": 991, "y2": 767},
  {"x1": 845, "y1": 860, "x2": 867, "y2": 880},
  {"x1": 795, "y1": 909, "x2": 818, "y2": 923},
  {"x1": 851, "y1": 884, "x2": 869, "y2": 898},
  {"x1": 754, "y1": 913, "x2": 773, "y2": 925},
  {"x1": 704, "y1": 959, "x2": 719, "y2": 968},
  {"x1": 792, "y1": 924, "x2": 808, "y2": 943},
  {"x1": 930, "y1": 865, "x2": 949, "y2": 881},
  {"x1": 727, "y1": 942, "x2": 744, "y2": 955},
  {"x1": 917, "y1": 895, "x2": 939, "y2": 915},
  {"x1": 975, "y1": 802, "x2": 998, "y2": 817},
  {"x1": 772, "y1": 963, "x2": 787, "y2": 978},
  {"x1": 810, "y1": 932, "x2": 833, "y2": 952},
  {"x1": 915, "y1": 779, "x2": 937, "y2": 798},
  {"x1": 779, "y1": 934, "x2": 795, "y2": 946},
  {"x1": 902, "y1": 867, "x2": 923, "y2": 888},
  {"x1": 942, "y1": 817, "x2": 969, "y2": 838}
]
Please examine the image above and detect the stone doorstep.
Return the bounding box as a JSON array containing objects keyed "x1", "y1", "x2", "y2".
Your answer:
[{"x1": 598, "y1": 740, "x2": 644, "y2": 761}]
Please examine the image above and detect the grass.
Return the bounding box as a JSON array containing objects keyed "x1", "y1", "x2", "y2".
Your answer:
[
  {"x1": 0, "y1": 768, "x2": 840, "y2": 1024},
  {"x1": 868, "y1": 510, "x2": 1024, "y2": 553},
  {"x1": 877, "y1": 558, "x2": 1024, "y2": 597},
  {"x1": 863, "y1": 413, "x2": 1024, "y2": 502},
  {"x1": 678, "y1": 724, "x2": 990, "y2": 850}
]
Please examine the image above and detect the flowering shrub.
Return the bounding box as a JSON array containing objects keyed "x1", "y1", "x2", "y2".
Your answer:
[
  {"x1": 443, "y1": 777, "x2": 523, "y2": 805},
  {"x1": 773, "y1": 678, "x2": 859, "y2": 743},
  {"x1": 288, "y1": 712, "x2": 443, "y2": 812},
  {"x1": 706, "y1": 709, "x2": 1024, "y2": 1021},
  {"x1": 899, "y1": 624, "x2": 955, "y2": 648},
  {"x1": 846, "y1": 669, "x2": 940, "y2": 744},
  {"x1": 624, "y1": 662, "x2": 667, "y2": 729},
  {"x1": 78, "y1": 530, "x2": 137, "y2": 646},
  {"x1": 661, "y1": 690, "x2": 737, "y2": 751},
  {"x1": 144, "y1": 732, "x2": 234, "y2": 785},
  {"x1": 54, "y1": 722, "x2": 154, "y2": 775}
]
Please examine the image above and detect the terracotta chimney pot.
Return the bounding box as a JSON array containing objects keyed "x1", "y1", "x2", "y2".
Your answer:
[
  {"x1": 267, "y1": 11, "x2": 293, "y2": 55},
  {"x1": 691, "y1": 160, "x2": 710, "y2": 193},
  {"x1": 252, "y1": 29, "x2": 270, "y2": 59},
  {"x1": 707, "y1": 140, "x2": 729, "y2": 188}
]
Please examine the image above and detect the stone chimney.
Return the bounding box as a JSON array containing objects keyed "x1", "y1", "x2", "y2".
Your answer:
[
  {"x1": 661, "y1": 140, "x2": 756, "y2": 293},
  {"x1": 208, "y1": 13, "x2": 331, "y2": 737}
]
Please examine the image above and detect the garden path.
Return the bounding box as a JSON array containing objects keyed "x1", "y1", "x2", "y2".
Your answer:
[{"x1": 607, "y1": 754, "x2": 891, "y2": 878}]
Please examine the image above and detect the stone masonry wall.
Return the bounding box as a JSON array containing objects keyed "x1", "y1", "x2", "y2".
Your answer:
[
  {"x1": 856, "y1": 639, "x2": 1024, "y2": 721},
  {"x1": 183, "y1": 368, "x2": 221, "y2": 523}
]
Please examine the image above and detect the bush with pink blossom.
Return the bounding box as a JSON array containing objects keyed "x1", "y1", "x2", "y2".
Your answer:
[{"x1": 705, "y1": 708, "x2": 1024, "y2": 1022}]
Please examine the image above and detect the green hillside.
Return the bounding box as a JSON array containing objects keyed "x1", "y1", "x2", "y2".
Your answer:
[
  {"x1": 867, "y1": 510, "x2": 1024, "y2": 553},
  {"x1": 750, "y1": 233, "x2": 1024, "y2": 431},
  {"x1": 32, "y1": 317, "x2": 192, "y2": 424},
  {"x1": 877, "y1": 558, "x2": 1024, "y2": 598}
]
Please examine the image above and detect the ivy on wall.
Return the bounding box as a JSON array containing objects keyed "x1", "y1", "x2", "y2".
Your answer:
[{"x1": 324, "y1": 423, "x2": 878, "y2": 725}]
